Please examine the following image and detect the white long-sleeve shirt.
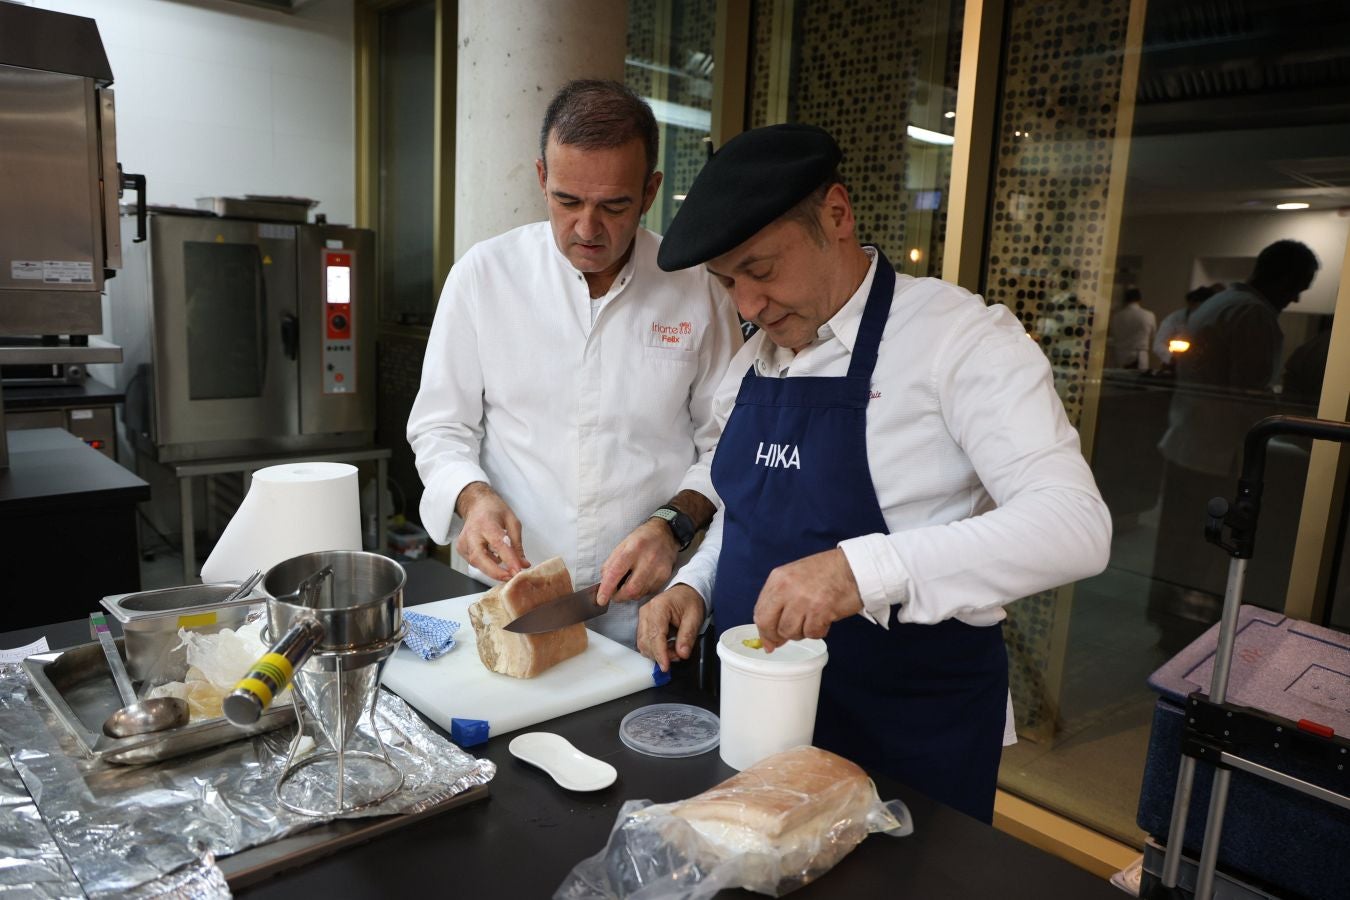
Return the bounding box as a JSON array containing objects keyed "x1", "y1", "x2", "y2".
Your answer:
[
  {"x1": 408, "y1": 222, "x2": 741, "y2": 645},
  {"x1": 674, "y1": 251, "x2": 1112, "y2": 631}
]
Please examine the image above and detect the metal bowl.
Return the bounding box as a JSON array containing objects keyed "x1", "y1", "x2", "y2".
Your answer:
[{"x1": 263, "y1": 551, "x2": 404, "y2": 652}]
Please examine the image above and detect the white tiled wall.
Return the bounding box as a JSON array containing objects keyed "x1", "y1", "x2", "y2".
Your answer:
[{"x1": 29, "y1": 0, "x2": 357, "y2": 224}]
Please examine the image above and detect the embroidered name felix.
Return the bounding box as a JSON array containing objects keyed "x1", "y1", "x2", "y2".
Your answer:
[{"x1": 755, "y1": 442, "x2": 801, "y2": 469}]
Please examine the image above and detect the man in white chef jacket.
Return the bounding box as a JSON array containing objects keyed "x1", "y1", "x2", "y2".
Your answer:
[
  {"x1": 407, "y1": 80, "x2": 740, "y2": 648},
  {"x1": 634, "y1": 124, "x2": 1111, "y2": 823}
]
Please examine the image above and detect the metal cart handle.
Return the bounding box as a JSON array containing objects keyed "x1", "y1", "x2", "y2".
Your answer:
[{"x1": 1205, "y1": 414, "x2": 1350, "y2": 560}]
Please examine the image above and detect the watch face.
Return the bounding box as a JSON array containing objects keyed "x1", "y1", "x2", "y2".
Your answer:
[{"x1": 652, "y1": 507, "x2": 693, "y2": 550}]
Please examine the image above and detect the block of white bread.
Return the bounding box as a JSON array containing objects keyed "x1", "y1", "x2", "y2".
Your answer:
[
  {"x1": 669, "y1": 746, "x2": 877, "y2": 879},
  {"x1": 468, "y1": 557, "x2": 588, "y2": 678}
]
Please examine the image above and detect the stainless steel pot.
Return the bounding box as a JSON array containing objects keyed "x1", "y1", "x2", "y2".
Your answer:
[
  {"x1": 223, "y1": 550, "x2": 405, "y2": 726},
  {"x1": 264, "y1": 550, "x2": 404, "y2": 651}
]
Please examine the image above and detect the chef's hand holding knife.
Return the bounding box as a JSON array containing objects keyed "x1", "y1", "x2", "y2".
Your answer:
[
  {"x1": 455, "y1": 481, "x2": 531, "y2": 581},
  {"x1": 594, "y1": 523, "x2": 681, "y2": 607},
  {"x1": 595, "y1": 491, "x2": 717, "y2": 606}
]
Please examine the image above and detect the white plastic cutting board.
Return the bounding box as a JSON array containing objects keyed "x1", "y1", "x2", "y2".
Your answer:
[{"x1": 382, "y1": 592, "x2": 660, "y2": 741}]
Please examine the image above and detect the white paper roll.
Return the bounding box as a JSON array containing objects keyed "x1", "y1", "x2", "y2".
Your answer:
[{"x1": 199, "y1": 462, "x2": 363, "y2": 584}]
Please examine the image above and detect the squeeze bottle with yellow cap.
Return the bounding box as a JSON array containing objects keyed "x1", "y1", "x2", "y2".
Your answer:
[{"x1": 222, "y1": 617, "x2": 324, "y2": 726}]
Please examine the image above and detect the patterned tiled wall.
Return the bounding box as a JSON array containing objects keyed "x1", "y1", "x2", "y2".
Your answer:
[
  {"x1": 983, "y1": 0, "x2": 1133, "y2": 734},
  {"x1": 747, "y1": 0, "x2": 961, "y2": 276}
]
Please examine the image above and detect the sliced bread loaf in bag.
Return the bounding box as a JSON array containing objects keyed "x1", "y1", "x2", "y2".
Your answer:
[
  {"x1": 670, "y1": 745, "x2": 878, "y2": 868},
  {"x1": 468, "y1": 557, "x2": 587, "y2": 678},
  {"x1": 555, "y1": 745, "x2": 911, "y2": 898}
]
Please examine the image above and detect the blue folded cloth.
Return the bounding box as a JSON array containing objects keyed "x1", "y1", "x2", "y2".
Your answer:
[{"x1": 402, "y1": 611, "x2": 461, "y2": 660}]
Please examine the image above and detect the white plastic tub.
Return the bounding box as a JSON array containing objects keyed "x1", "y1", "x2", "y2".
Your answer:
[{"x1": 716, "y1": 623, "x2": 828, "y2": 771}]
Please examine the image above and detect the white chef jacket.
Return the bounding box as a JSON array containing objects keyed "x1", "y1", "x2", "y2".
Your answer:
[
  {"x1": 408, "y1": 222, "x2": 741, "y2": 645},
  {"x1": 674, "y1": 250, "x2": 1111, "y2": 629}
]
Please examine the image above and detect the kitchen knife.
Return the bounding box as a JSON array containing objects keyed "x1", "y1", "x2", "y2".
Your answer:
[{"x1": 503, "y1": 573, "x2": 629, "y2": 634}]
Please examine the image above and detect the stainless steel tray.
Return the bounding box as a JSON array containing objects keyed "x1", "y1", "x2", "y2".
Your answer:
[
  {"x1": 22, "y1": 639, "x2": 294, "y2": 766},
  {"x1": 195, "y1": 195, "x2": 317, "y2": 223}
]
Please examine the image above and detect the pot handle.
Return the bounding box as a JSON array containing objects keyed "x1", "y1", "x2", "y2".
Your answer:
[{"x1": 222, "y1": 617, "x2": 324, "y2": 726}]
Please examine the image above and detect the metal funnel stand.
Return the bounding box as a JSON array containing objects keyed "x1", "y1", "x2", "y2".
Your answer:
[{"x1": 259, "y1": 552, "x2": 408, "y2": 817}]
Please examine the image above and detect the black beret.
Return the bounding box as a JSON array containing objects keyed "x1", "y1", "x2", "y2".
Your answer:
[{"x1": 657, "y1": 123, "x2": 842, "y2": 271}]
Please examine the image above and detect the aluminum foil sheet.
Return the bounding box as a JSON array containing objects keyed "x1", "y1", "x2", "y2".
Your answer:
[{"x1": 0, "y1": 661, "x2": 495, "y2": 898}]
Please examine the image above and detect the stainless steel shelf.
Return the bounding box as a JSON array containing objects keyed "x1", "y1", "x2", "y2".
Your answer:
[{"x1": 0, "y1": 339, "x2": 122, "y2": 365}]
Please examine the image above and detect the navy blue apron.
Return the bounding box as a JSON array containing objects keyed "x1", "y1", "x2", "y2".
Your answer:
[{"x1": 711, "y1": 249, "x2": 1009, "y2": 823}]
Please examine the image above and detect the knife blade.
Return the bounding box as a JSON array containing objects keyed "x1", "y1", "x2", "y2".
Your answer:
[{"x1": 503, "y1": 582, "x2": 607, "y2": 634}]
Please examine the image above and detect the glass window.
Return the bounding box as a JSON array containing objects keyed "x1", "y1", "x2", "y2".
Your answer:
[
  {"x1": 626, "y1": 0, "x2": 718, "y2": 235},
  {"x1": 378, "y1": 0, "x2": 437, "y2": 327},
  {"x1": 987, "y1": 0, "x2": 1348, "y2": 845},
  {"x1": 184, "y1": 242, "x2": 264, "y2": 401}
]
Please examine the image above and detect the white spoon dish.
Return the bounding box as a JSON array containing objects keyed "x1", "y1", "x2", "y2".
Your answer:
[{"x1": 508, "y1": 732, "x2": 617, "y2": 792}]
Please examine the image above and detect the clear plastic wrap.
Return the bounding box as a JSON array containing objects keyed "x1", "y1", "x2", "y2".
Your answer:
[{"x1": 554, "y1": 746, "x2": 913, "y2": 899}]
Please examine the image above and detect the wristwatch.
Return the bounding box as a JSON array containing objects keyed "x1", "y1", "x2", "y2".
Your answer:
[{"x1": 650, "y1": 505, "x2": 697, "y2": 552}]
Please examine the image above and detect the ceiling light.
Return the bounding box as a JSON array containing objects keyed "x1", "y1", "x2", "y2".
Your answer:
[
  {"x1": 1276, "y1": 202, "x2": 1310, "y2": 210},
  {"x1": 906, "y1": 125, "x2": 955, "y2": 146},
  {"x1": 909, "y1": 248, "x2": 922, "y2": 263},
  {"x1": 673, "y1": 194, "x2": 687, "y2": 202},
  {"x1": 944, "y1": 111, "x2": 956, "y2": 119}
]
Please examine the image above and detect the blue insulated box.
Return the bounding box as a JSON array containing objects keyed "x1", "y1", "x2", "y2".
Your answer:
[{"x1": 1137, "y1": 607, "x2": 1350, "y2": 899}]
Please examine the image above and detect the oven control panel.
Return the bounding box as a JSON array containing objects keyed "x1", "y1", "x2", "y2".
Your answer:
[{"x1": 322, "y1": 250, "x2": 355, "y2": 393}]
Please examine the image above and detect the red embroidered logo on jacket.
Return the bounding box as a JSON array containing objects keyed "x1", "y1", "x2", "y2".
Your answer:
[{"x1": 648, "y1": 321, "x2": 694, "y2": 350}]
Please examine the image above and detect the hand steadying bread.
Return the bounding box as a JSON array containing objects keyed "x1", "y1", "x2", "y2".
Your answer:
[{"x1": 468, "y1": 557, "x2": 587, "y2": 678}]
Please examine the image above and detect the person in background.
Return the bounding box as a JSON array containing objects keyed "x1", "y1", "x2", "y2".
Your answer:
[
  {"x1": 1150, "y1": 240, "x2": 1320, "y2": 647},
  {"x1": 627, "y1": 124, "x2": 1111, "y2": 823},
  {"x1": 1107, "y1": 287, "x2": 1157, "y2": 369},
  {"x1": 407, "y1": 80, "x2": 741, "y2": 648},
  {"x1": 1153, "y1": 283, "x2": 1221, "y2": 368}
]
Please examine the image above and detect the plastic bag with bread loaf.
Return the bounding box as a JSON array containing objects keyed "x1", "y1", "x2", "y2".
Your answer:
[{"x1": 554, "y1": 745, "x2": 913, "y2": 899}]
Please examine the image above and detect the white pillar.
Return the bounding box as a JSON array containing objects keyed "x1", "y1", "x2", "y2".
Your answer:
[{"x1": 454, "y1": 0, "x2": 628, "y2": 260}]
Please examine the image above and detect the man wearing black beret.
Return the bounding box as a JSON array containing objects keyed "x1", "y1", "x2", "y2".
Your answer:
[{"x1": 633, "y1": 123, "x2": 1112, "y2": 823}]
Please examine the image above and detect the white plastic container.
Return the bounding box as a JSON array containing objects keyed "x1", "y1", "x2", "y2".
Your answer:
[{"x1": 716, "y1": 623, "x2": 828, "y2": 771}]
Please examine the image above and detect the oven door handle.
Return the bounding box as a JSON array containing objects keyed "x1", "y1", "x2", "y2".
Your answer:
[{"x1": 280, "y1": 312, "x2": 299, "y2": 361}]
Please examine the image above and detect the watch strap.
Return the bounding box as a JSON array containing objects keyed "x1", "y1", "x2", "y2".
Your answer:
[{"x1": 650, "y1": 505, "x2": 696, "y2": 551}]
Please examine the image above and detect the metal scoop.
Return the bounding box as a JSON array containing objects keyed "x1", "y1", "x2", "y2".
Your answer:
[{"x1": 92, "y1": 613, "x2": 191, "y2": 739}]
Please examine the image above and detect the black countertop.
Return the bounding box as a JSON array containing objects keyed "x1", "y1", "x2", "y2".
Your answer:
[
  {"x1": 0, "y1": 427, "x2": 148, "y2": 514},
  {"x1": 1, "y1": 560, "x2": 1119, "y2": 899}
]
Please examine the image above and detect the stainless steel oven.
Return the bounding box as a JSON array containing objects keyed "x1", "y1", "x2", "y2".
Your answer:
[{"x1": 105, "y1": 208, "x2": 375, "y2": 463}]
